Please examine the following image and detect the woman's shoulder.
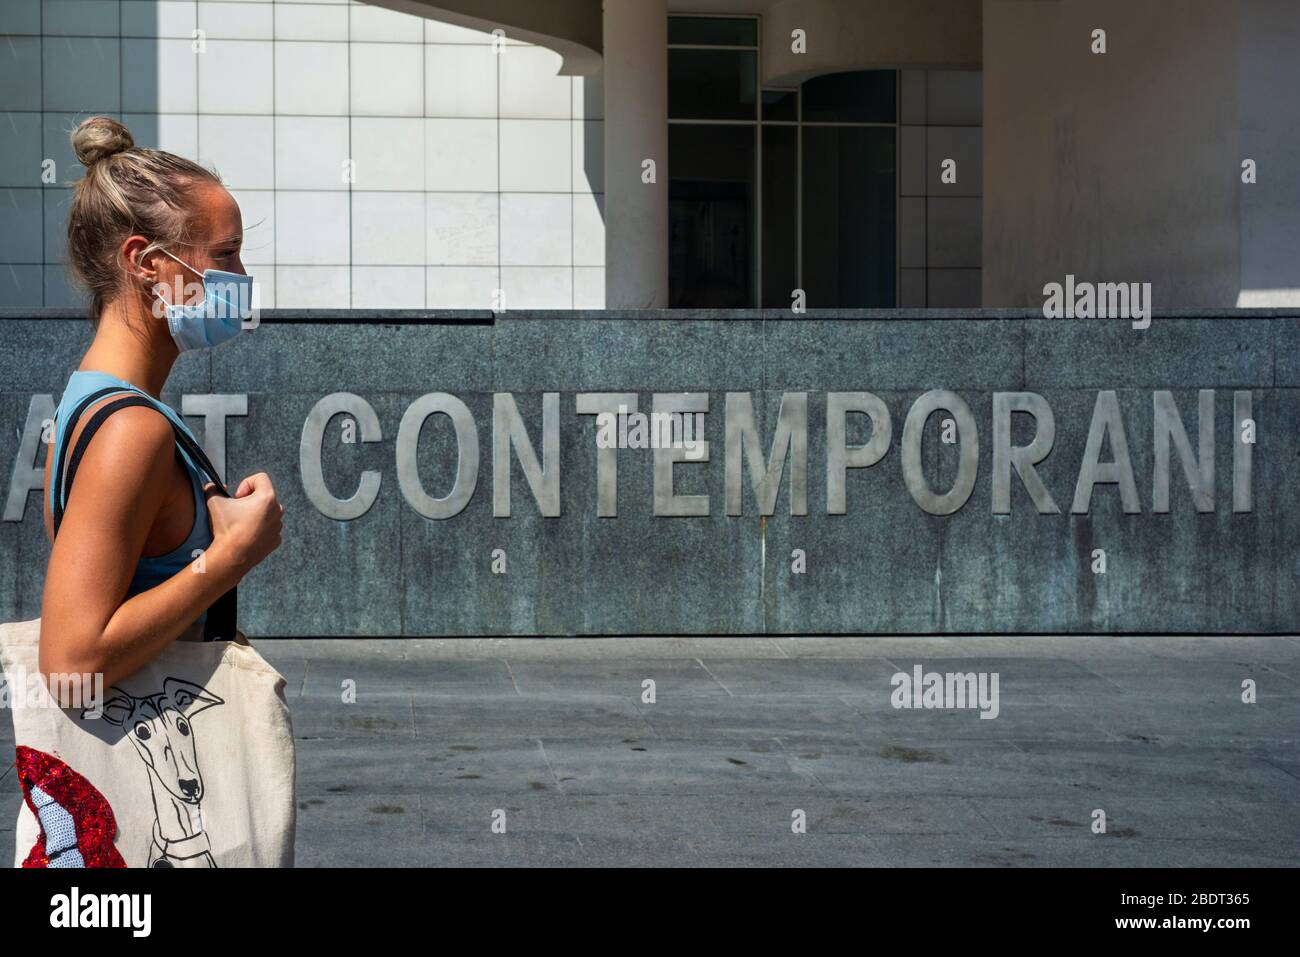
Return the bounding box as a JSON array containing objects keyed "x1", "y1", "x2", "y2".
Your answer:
[
  {"x1": 51, "y1": 374, "x2": 178, "y2": 496},
  {"x1": 65, "y1": 401, "x2": 177, "y2": 482}
]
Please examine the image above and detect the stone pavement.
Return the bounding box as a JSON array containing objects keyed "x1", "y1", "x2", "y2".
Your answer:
[{"x1": 2, "y1": 636, "x2": 1298, "y2": 867}]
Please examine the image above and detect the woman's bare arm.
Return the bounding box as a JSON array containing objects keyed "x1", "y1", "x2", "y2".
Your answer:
[{"x1": 38, "y1": 406, "x2": 248, "y2": 693}]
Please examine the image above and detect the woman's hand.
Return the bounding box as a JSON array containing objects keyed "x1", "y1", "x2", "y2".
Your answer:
[{"x1": 205, "y1": 472, "x2": 283, "y2": 575}]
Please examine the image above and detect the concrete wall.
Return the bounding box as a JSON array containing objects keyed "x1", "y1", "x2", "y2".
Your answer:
[
  {"x1": 1, "y1": 309, "x2": 1294, "y2": 636},
  {"x1": 1238, "y1": 0, "x2": 1300, "y2": 306},
  {"x1": 982, "y1": 0, "x2": 1245, "y2": 308}
]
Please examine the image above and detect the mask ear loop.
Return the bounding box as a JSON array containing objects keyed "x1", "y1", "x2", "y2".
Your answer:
[
  {"x1": 158, "y1": 247, "x2": 205, "y2": 280},
  {"x1": 152, "y1": 247, "x2": 209, "y2": 317}
]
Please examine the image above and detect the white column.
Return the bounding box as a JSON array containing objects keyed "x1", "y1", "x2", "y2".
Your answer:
[{"x1": 602, "y1": 0, "x2": 669, "y2": 308}]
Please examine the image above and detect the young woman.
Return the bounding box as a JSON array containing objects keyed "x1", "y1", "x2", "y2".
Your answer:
[{"x1": 39, "y1": 116, "x2": 283, "y2": 691}]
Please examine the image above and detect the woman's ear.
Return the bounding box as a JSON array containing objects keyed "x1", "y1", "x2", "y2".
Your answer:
[{"x1": 121, "y1": 234, "x2": 157, "y2": 285}]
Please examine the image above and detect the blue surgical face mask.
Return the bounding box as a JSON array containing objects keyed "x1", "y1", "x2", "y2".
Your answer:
[{"x1": 153, "y1": 249, "x2": 255, "y2": 351}]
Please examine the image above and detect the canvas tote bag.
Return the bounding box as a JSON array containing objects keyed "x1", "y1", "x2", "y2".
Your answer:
[{"x1": 0, "y1": 387, "x2": 295, "y2": 867}]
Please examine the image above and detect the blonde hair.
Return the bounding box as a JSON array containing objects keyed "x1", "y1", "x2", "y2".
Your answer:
[{"x1": 66, "y1": 116, "x2": 222, "y2": 324}]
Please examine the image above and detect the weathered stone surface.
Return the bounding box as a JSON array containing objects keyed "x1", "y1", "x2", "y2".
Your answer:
[{"x1": 0, "y1": 312, "x2": 1291, "y2": 635}]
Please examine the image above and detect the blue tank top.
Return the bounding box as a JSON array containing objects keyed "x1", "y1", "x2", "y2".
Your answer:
[{"x1": 50, "y1": 371, "x2": 214, "y2": 619}]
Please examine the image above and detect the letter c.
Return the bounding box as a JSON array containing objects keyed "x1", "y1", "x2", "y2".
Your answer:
[{"x1": 300, "y1": 392, "x2": 382, "y2": 520}]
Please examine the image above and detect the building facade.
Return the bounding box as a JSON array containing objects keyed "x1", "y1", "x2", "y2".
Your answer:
[{"x1": 1, "y1": 0, "x2": 1297, "y2": 312}]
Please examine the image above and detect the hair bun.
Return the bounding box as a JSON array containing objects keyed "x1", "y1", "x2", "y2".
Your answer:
[{"x1": 71, "y1": 116, "x2": 134, "y2": 167}]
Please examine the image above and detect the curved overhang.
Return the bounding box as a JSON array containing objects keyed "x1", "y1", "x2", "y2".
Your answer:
[
  {"x1": 761, "y1": 0, "x2": 982, "y2": 86},
  {"x1": 364, "y1": 0, "x2": 603, "y2": 75},
  {"x1": 363, "y1": 0, "x2": 981, "y2": 83}
]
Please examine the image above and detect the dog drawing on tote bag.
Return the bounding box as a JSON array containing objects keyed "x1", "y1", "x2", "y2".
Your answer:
[{"x1": 96, "y1": 678, "x2": 226, "y2": 868}]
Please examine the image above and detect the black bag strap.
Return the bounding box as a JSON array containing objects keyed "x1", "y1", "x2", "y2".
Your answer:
[
  {"x1": 52, "y1": 390, "x2": 238, "y2": 642},
  {"x1": 52, "y1": 386, "x2": 135, "y2": 515}
]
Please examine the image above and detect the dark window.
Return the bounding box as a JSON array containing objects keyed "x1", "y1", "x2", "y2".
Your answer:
[
  {"x1": 762, "y1": 89, "x2": 798, "y2": 122},
  {"x1": 668, "y1": 16, "x2": 758, "y2": 47},
  {"x1": 802, "y1": 126, "x2": 896, "y2": 307},
  {"x1": 802, "y1": 70, "x2": 896, "y2": 124},
  {"x1": 761, "y1": 125, "x2": 798, "y2": 307},
  {"x1": 667, "y1": 17, "x2": 898, "y2": 309},
  {"x1": 669, "y1": 125, "x2": 756, "y2": 308},
  {"x1": 668, "y1": 49, "x2": 758, "y2": 121}
]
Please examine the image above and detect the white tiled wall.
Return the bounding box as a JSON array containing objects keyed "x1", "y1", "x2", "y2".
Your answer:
[
  {"x1": 898, "y1": 69, "x2": 982, "y2": 308},
  {"x1": 0, "y1": 0, "x2": 606, "y2": 309}
]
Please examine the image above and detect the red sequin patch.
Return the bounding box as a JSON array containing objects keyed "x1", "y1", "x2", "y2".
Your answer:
[{"x1": 15, "y1": 745, "x2": 126, "y2": 868}]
